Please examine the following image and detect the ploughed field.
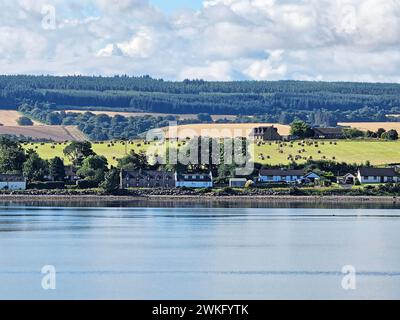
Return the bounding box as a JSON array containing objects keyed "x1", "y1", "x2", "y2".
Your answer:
[
  {"x1": 23, "y1": 139, "x2": 400, "y2": 167},
  {"x1": 0, "y1": 126, "x2": 86, "y2": 142}
]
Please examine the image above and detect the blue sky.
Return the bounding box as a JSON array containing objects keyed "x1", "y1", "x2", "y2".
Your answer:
[{"x1": 151, "y1": 0, "x2": 203, "y2": 13}]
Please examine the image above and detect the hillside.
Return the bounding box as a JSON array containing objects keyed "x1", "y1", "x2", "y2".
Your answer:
[{"x1": 1, "y1": 75, "x2": 400, "y2": 124}]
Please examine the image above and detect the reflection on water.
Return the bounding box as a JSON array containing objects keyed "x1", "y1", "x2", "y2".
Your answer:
[
  {"x1": 0, "y1": 205, "x2": 400, "y2": 299},
  {"x1": 1, "y1": 199, "x2": 400, "y2": 209}
]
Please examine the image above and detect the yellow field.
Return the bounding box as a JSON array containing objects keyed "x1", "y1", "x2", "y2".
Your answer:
[
  {"x1": 339, "y1": 122, "x2": 400, "y2": 132},
  {"x1": 161, "y1": 123, "x2": 291, "y2": 139},
  {"x1": 0, "y1": 110, "x2": 40, "y2": 126},
  {"x1": 24, "y1": 139, "x2": 400, "y2": 167},
  {"x1": 65, "y1": 110, "x2": 237, "y2": 122},
  {"x1": 0, "y1": 125, "x2": 86, "y2": 142}
]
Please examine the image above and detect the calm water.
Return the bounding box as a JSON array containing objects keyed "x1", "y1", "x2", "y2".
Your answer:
[{"x1": 1, "y1": 205, "x2": 400, "y2": 300}]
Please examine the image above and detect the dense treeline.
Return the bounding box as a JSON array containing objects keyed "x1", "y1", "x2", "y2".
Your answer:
[
  {"x1": 19, "y1": 102, "x2": 177, "y2": 141},
  {"x1": 1, "y1": 75, "x2": 400, "y2": 123}
]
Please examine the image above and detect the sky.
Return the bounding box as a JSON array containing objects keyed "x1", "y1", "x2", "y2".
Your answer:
[
  {"x1": 0, "y1": 0, "x2": 399, "y2": 82},
  {"x1": 150, "y1": 0, "x2": 203, "y2": 13}
]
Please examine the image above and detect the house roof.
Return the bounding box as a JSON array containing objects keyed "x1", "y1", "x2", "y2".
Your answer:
[
  {"x1": 0, "y1": 174, "x2": 25, "y2": 182},
  {"x1": 259, "y1": 169, "x2": 304, "y2": 176},
  {"x1": 123, "y1": 170, "x2": 174, "y2": 179},
  {"x1": 358, "y1": 168, "x2": 398, "y2": 177}
]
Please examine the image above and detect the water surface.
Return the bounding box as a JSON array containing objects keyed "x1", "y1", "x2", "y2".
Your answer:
[{"x1": 1, "y1": 205, "x2": 400, "y2": 299}]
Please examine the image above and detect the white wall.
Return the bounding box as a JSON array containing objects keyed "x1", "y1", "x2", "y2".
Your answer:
[
  {"x1": 0, "y1": 181, "x2": 26, "y2": 190},
  {"x1": 357, "y1": 173, "x2": 399, "y2": 184},
  {"x1": 259, "y1": 175, "x2": 303, "y2": 183},
  {"x1": 176, "y1": 181, "x2": 213, "y2": 188}
]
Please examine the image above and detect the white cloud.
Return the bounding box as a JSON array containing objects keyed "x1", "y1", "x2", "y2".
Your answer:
[{"x1": 0, "y1": 0, "x2": 398, "y2": 82}]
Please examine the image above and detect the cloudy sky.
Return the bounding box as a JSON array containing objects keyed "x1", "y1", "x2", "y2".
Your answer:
[{"x1": 0, "y1": 0, "x2": 399, "y2": 82}]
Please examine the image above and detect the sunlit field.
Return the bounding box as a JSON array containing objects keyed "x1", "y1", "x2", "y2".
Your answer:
[{"x1": 22, "y1": 139, "x2": 400, "y2": 167}]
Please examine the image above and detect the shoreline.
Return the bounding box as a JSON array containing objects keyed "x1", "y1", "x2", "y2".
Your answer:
[{"x1": 0, "y1": 194, "x2": 399, "y2": 204}]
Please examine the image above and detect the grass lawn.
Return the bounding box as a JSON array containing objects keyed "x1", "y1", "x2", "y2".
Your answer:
[
  {"x1": 253, "y1": 140, "x2": 400, "y2": 166},
  {"x1": 22, "y1": 139, "x2": 400, "y2": 167}
]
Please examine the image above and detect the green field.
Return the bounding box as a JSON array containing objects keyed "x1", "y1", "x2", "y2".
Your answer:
[{"x1": 22, "y1": 139, "x2": 400, "y2": 167}]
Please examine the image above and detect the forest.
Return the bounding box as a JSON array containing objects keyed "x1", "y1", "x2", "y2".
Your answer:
[{"x1": 1, "y1": 75, "x2": 400, "y2": 125}]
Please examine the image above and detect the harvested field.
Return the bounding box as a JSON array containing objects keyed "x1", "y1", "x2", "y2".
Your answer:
[
  {"x1": 159, "y1": 123, "x2": 291, "y2": 139},
  {"x1": 339, "y1": 122, "x2": 400, "y2": 132},
  {"x1": 0, "y1": 110, "x2": 39, "y2": 126},
  {"x1": 0, "y1": 125, "x2": 86, "y2": 141}
]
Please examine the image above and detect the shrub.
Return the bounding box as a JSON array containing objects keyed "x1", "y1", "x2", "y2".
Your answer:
[
  {"x1": 28, "y1": 181, "x2": 65, "y2": 190},
  {"x1": 17, "y1": 117, "x2": 34, "y2": 126},
  {"x1": 76, "y1": 180, "x2": 99, "y2": 189}
]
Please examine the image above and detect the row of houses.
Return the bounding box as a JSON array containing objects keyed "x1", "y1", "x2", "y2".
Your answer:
[{"x1": 1, "y1": 167, "x2": 399, "y2": 191}]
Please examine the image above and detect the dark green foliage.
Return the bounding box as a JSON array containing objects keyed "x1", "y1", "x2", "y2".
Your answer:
[
  {"x1": 76, "y1": 180, "x2": 99, "y2": 189},
  {"x1": 28, "y1": 181, "x2": 66, "y2": 190},
  {"x1": 77, "y1": 155, "x2": 108, "y2": 182},
  {"x1": 17, "y1": 116, "x2": 33, "y2": 126},
  {"x1": 343, "y1": 128, "x2": 365, "y2": 139},
  {"x1": 381, "y1": 129, "x2": 399, "y2": 141},
  {"x1": 49, "y1": 157, "x2": 66, "y2": 181},
  {"x1": 2, "y1": 75, "x2": 400, "y2": 128},
  {"x1": 23, "y1": 151, "x2": 49, "y2": 181},
  {"x1": 63, "y1": 141, "x2": 95, "y2": 166},
  {"x1": 117, "y1": 150, "x2": 149, "y2": 170},
  {"x1": 0, "y1": 137, "x2": 26, "y2": 172},
  {"x1": 290, "y1": 120, "x2": 314, "y2": 139},
  {"x1": 100, "y1": 168, "x2": 121, "y2": 194}
]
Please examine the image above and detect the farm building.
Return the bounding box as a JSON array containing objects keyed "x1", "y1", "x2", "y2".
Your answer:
[
  {"x1": 0, "y1": 174, "x2": 27, "y2": 190},
  {"x1": 313, "y1": 127, "x2": 344, "y2": 139},
  {"x1": 258, "y1": 169, "x2": 305, "y2": 184},
  {"x1": 229, "y1": 178, "x2": 248, "y2": 188},
  {"x1": 175, "y1": 172, "x2": 213, "y2": 188},
  {"x1": 120, "y1": 170, "x2": 175, "y2": 188},
  {"x1": 337, "y1": 173, "x2": 357, "y2": 185},
  {"x1": 250, "y1": 126, "x2": 282, "y2": 141},
  {"x1": 357, "y1": 168, "x2": 399, "y2": 184}
]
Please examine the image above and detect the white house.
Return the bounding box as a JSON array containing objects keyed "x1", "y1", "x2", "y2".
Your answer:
[
  {"x1": 0, "y1": 174, "x2": 27, "y2": 190},
  {"x1": 337, "y1": 173, "x2": 357, "y2": 185},
  {"x1": 357, "y1": 168, "x2": 399, "y2": 184},
  {"x1": 259, "y1": 169, "x2": 305, "y2": 184},
  {"x1": 175, "y1": 172, "x2": 213, "y2": 188}
]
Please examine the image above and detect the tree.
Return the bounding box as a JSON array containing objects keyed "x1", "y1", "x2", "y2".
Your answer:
[
  {"x1": 63, "y1": 141, "x2": 95, "y2": 166},
  {"x1": 23, "y1": 152, "x2": 49, "y2": 181},
  {"x1": 77, "y1": 155, "x2": 108, "y2": 182},
  {"x1": 100, "y1": 168, "x2": 120, "y2": 194},
  {"x1": 376, "y1": 128, "x2": 386, "y2": 138},
  {"x1": 343, "y1": 128, "x2": 365, "y2": 139},
  {"x1": 0, "y1": 137, "x2": 26, "y2": 173},
  {"x1": 381, "y1": 129, "x2": 399, "y2": 141},
  {"x1": 117, "y1": 150, "x2": 149, "y2": 170},
  {"x1": 197, "y1": 113, "x2": 213, "y2": 123},
  {"x1": 290, "y1": 120, "x2": 314, "y2": 139},
  {"x1": 17, "y1": 116, "x2": 34, "y2": 126},
  {"x1": 49, "y1": 157, "x2": 66, "y2": 181}
]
